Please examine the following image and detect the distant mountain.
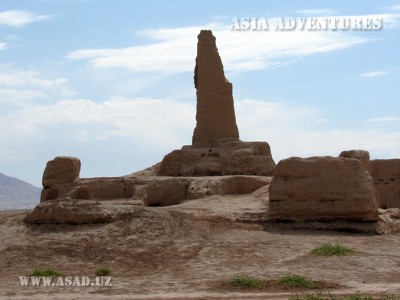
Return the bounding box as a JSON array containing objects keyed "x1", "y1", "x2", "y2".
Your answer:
[{"x1": 0, "y1": 173, "x2": 41, "y2": 211}]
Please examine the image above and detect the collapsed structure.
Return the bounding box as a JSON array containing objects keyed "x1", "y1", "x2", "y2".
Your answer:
[{"x1": 25, "y1": 30, "x2": 400, "y2": 233}]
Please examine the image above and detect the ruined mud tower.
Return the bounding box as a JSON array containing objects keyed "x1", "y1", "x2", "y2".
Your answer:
[
  {"x1": 192, "y1": 30, "x2": 239, "y2": 145},
  {"x1": 157, "y1": 30, "x2": 276, "y2": 176}
]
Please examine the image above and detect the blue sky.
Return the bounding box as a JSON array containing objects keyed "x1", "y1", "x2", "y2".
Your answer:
[{"x1": 0, "y1": 0, "x2": 399, "y2": 187}]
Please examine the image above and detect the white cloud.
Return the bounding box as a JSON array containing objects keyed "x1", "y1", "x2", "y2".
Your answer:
[
  {"x1": 0, "y1": 42, "x2": 6, "y2": 50},
  {"x1": 235, "y1": 100, "x2": 400, "y2": 160},
  {"x1": 366, "y1": 116, "x2": 400, "y2": 123},
  {"x1": 360, "y1": 71, "x2": 387, "y2": 78},
  {"x1": 0, "y1": 10, "x2": 51, "y2": 27},
  {"x1": 0, "y1": 68, "x2": 67, "y2": 88},
  {"x1": 1, "y1": 97, "x2": 398, "y2": 173},
  {"x1": 68, "y1": 22, "x2": 368, "y2": 73},
  {"x1": 67, "y1": 11, "x2": 400, "y2": 74},
  {"x1": 0, "y1": 97, "x2": 195, "y2": 146},
  {"x1": 236, "y1": 99, "x2": 318, "y2": 130},
  {"x1": 0, "y1": 67, "x2": 74, "y2": 107},
  {"x1": 272, "y1": 129, "x2": 400, "y2": 161},
  {"x1": 0, "y1": 88, "x2": 46, "y2": 104}
]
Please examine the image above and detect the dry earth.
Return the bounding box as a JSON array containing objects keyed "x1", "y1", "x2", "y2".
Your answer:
[{"x1": 1, "y1": 195, "x2": 400, "y2": 300}]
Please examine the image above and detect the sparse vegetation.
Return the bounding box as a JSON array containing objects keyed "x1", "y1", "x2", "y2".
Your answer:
[
  {"x1": 380, "y1": 296, "x2": 400, "y2": 300},
  {"x1": 227, "y1": 273, "x2": 326, "y2": 290},
  {"x1": 289, "y1": 293, "x2": 400, "y2": 300},
  {"x1": 228, "y1": 274, "x2": 261, "y2": 288},
  {"x1": 310, "y1": 243, "x2": 353, "y2": 257},
  {"x1": 278, "y1": 273, "x2": 316, "y2": 288},
  {"x1": 30, "y1": 268, "x2": 63, "y2": 277},
  {"x1": 289, "y1": 293, "x2": 330, "y2": 300},
  {"x1": 95, "y1": 266, "x2": 111, "y2": 276}
]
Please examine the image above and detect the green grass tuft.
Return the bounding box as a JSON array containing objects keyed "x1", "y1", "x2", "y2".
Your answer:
[
  {"x1": 228, "y1": 274, "x2": 261, "y2": 288},
  {"x1": 277, "y1": 274, "x2": 316, "y2": 288},
  {"x1": 310, "y1": 243, "x2": 353, "y2": 257},
  {"x1": 30, "y1": 268, "x2": 63, "y2": 277},
  {"x1": 95, "y1": 266, "x2": 111, "y2": 276}
]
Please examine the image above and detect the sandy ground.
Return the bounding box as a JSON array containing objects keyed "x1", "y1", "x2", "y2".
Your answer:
[{"x1": 1, "y1": 196, "x2": 400, "y2": 300}]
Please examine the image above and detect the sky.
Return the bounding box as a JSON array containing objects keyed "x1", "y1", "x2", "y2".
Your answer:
[{"x1": 0, "y1": 0, "x2": 399, "y2": 187}]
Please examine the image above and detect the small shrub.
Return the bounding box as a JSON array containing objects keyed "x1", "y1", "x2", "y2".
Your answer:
[
  {"x1": 95, "y1": 266, "x2": 111, "y2": 276},
  {"x1": 30, "y1": 268, "x2": 63, "y2": 277},
  {"x1": 278, "y1": 274, "x2": 315, "y2": 288},
  {"x1": 228, "y1": 274, "x2": 261, "y2": 288},
  {"x1": 310, "y1": 243, "x2": 353, "y2": 257}
]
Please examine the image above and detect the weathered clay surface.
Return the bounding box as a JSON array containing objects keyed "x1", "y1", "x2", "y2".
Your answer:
[
  {"x1": 40, "y1": 177, "x2": 135, "y2": 202},
  {"x1": 370, "y1": 159, "x2": 400, "y2": 209},
  {"x1": 192, "y1": 30, "x2": 239, "y2": 146},
  {"x1": 339, "y1": 149, "x2": 370, "y2": 171},
  {"x1": 26, "y1": 174, "x2": 270, "y2": 223},
  {"x1": 145, "y1": 179, "x2": 188, "y2": 207},
  {"x1": 186, "y1": 175, "x2": 271, "y2": 199},
  {"x1": 42, "y1": 156, "x2": 81, "y2": 188},
  {"x1": 39, "y1": 175, "x2": 269, "y2": 203},
  {"x1": 268, "y1": 156, "x2": 378, "y2": 222},
  {"x1": 24, "y1": 200, "x2": 170, "y2": 224},
  {"x1": 157, "y1": 141, "x2": 275, "y2": 176}
]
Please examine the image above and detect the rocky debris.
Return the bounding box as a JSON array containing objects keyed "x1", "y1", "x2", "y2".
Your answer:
[
  {"x1": 192, "y1": 30, "x2": 239, "y2": 146},
  {"x1": 339, "y1": 149, "x2": 370, "y2": 171},
  {"x1": 378, "y1": 208, "x2": 400, "y2": 222},
  {"x1": 42, "y1": 156, "x2": 81, "y2": 189},
  {"x1": 268, "y1": 156, "x2": 378, "y2": 222},
  {"x1": 157, "y1": 141, "x2": 275, "y2": 176},
  {"x1": 376, "y1": 208, "x2": 400, "y2": 234},
  {"x1": 370, "y1": 159, "x2": 400, "y2": 209}
]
